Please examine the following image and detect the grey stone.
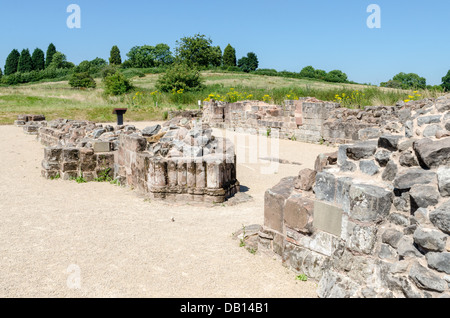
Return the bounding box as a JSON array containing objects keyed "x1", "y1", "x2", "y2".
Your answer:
[
  {"x1": 314, "y1": 171, "x2": 336, "y2": 203},
  {"x1": 317, "y1": 270, "x2": 360, "y2": 298},
  {"x1": 409, "y1": 262, "x2": 447, "y2": 292},
  {"x1": 409, "y1": 184, "x2": 440, "y2": 210},
  {"x1": 358, "y1": 127, "x2": 381, "y2": 141},
  {"x1": 393, "y1": 168, "x2": 436, "y2": 191},
  {"x1": 413, "y1": 227, "x2": 447, "y2": 252},
  {"x1": 426, "y1": 252, "x2": 450, "y2": 274},
  {"x1": 379, "y1": 244, "x2": 397, "y2": 260},
  {"x1": 414, "y1": 137, "x2": 450, "y2": 169},
  {"x1": 398, "y1": 138, "x2": 417, "y2": 152},
  {"x1": 445, "y1": 121, "x2": 450, "y2": 131},
  {"x1": 93, "y1": 128, "x2": 106, "y2": 139},
  {"x1": 359, "y1": 160, "x2": 379, "y2": 176},
  {"x1": 399, "y1": 151, "x2": 419, "y2": 167},
  {"x1": 430, "y1": 201, "x2": 450, "y2": 234},
  {"x1": 142, "y1": 124, "x2": 161, "y2": 137},
  {"x1": 393, "y1": 193, "x2": 411, "y2": 212},
  {"x1": 347, "y1": 224, "x2": 377, "y2": 254},
  {"x1": 336, "y1": 177, "x2": 352, "y2": 213},
  {"x1": 382, "y1": 229, "x2": 404, "y2": 249},
  {"x1": 348, "y1": 184, "x2": 392, "y2": 222},
  {"x1": 405, "y1": 120, "x2": 414, "y2": 138},
  {"x1": 340, "y1": 161, "x2": 357, "y2": 172},
  {"x1": 423, "y1": 124, "x2": 442, "y2": 138},
  {"x1": 346, "y1": 141, "x2": 377, "y2": 160},
  {"x1": 337, "y1": 145, "x2": 349, "y2": 166},
  {"x1": 397, "y1": 236, "x2": 423, "y2": 258},
  {"x1": 382, "y1": 160, "x2": 398, "y2": 182},
  {"x1": 417, "y1": 115, "x2": 442, "y2": 127},
  {"x1": 437, "y1": 166, "x2": 450, "y2": 197},
  {"x1": 378, "y1": 135, "x2": 402, "y2": 151},
  {"x1": 375, "y1": 149, "x2": 391, "y2": 167}
]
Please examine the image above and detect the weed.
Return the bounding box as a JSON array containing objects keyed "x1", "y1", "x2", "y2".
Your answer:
[
  {"x1": 296, "y1": 274, "x2": 308, "y2": 282},
  {"x1": 94, "y1": 168, "x2": 113, "y2": 182},
  {"x1": 239, "y1": 224, "x2": 246, "y2": 247},
  {"x1": 70, "y1": 176, "x2": 87, "y2": 183},
  {"x1": 50, "y1": 173, "x2": 60, "y2": 180}
]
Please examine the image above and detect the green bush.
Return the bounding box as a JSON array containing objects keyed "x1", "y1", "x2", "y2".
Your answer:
[
  {"x1": 69, "y1": 72, "x2": 96, "y2": 88},
  {"x1": 325, "y1": 70, "x2": 348, "y2": 83},
  {"x1": 103, "y1": 72, "x2": 133, "y2": 95},
  {"x1": 223, "y1": 44, "x2": 237, "y2": 67},
  {"x1": 156, "y1": 63, "x2": 204, "y2": 92},
  {"x1": 441, "y1": 70, "x2": 450, "y2": 92}
]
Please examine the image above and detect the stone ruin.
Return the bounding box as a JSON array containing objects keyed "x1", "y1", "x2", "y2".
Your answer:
[
  {"x1": 16, "y1": 115, "x2": 239, "y2": 204},
  {"x1": 14, "y1": 94, "x2": 450, "y2": 297},
  {"x1": 242, "y1": 95, "x2": 450, "y2": 298}
]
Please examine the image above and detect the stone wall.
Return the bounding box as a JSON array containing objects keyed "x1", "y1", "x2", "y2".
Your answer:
[
  {"x1": 202, "y1": 98, "x2": 430, "y2": 145},
  {"x1": 257, "y1": 95, "x2": 450, "y2": 298},
  {"x1": 23, "y1": 116, "x2": 239, "y2": 204}
]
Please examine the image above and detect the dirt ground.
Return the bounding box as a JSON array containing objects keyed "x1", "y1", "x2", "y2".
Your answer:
[{"x1": 0, "y1": 122, "x2": 336, "y2": 298}]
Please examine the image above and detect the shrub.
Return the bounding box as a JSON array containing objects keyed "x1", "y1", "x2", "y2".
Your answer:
[
  {"x1": 156, "y1": 63, "x2": 204, "y2": 92},
  {"x1": 391, "y1": 72, "x2": 426, "y2": 90},
  {"x1": 101, "y1": 65, "x2": 119, "y2": 79},
  {"x1": 103, "y1": 72, "x2": 133, "y2": 95},
  {"x1": 69, "y1": 72, "x2": 97, "y2": 88},
  {"x1": 299, "y1": 66, "x2": 316, "y2": 78},
  {"x1": 441, "y1": 70, "x2": 450, "y2": 92},
  {"x1": 325, "y1": 70, "x2": 348, "y2": 83}
]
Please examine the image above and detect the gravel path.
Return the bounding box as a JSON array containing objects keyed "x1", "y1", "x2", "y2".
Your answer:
[{"x1": 0, "y1": 123, "x2": 335, "y2": 298}]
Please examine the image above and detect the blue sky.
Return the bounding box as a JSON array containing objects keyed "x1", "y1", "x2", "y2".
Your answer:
[{"x1": 1, "y1": 0, "x2": 449, "y2": 85}]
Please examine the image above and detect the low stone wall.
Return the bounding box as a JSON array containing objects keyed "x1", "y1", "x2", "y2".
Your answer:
[
  {"x1": 202, "y1": 98, "x2": 436, "y2": 145},
  {"x1": 256, "y1": 95, "x2": 450, "y2": 298},
  {"x1": 116, "y1": 133, "x2": 239, "y2": 203},
  {"x1": 23, "y1": 116, "x2": 239, "y2": 204}
]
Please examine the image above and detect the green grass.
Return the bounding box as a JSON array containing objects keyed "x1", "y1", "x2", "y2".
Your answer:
[{"x1": 0, "y1": 70, "x2": 444, "y2": 125}]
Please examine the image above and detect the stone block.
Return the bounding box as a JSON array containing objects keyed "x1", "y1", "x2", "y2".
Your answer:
[
  {"x1": 314, "y1": 171, "x2": 336, "y2": 203},
  {"x1": 283, "y1": 194, "x2": 313, "y2": 232},
  {"x1": 414, "y1": 137, "x2": 450, "y2": 169},
  {"x1": 430, "y1": 201, "x2": 450, "y2": 234},
  {"x1": 62, "y1": 148, "x2": 80, "y2": 161},
  {"x1": 348, "y1": 184, "x2": 392, "y2": 222},
  {"x1": 264, "y1": 177, "x2": 295, "y2": 233},
  {"x1": 393, "y1": 168, "x2": 436, "y2": 191}
]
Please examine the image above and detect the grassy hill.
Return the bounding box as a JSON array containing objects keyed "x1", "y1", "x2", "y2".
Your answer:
[{"x1": 0, "y1": 70, "x2": 442, "y2": 125}]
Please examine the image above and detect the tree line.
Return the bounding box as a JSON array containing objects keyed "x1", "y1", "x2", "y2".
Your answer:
[{"x1": 1, "y1": 34, "x2": 449, "y2": 92}]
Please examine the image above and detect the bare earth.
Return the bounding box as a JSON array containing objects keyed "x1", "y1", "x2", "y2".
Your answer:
[{"x1": 0, "y1": 122, "x2": 336, "y2": 298}]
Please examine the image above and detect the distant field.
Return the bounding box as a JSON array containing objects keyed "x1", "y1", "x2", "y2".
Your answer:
[{"x1": 0, "y1": 70, "x2": 443, "y2": 125}]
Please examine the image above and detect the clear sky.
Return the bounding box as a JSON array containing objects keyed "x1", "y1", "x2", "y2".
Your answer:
[{"x1": 1, "y1": 0, "x2": 449, "y2": 85}]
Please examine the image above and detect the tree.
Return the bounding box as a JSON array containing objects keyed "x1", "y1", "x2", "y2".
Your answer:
[
  {"x1": 210, "y1": 46, "x2": 222, "y2": 67},
  {"x1": 126, "y1": 44, "x2": 174, "y2": 68},
  {"x1": 175, "y1": 33, "x2": 218, "y2": 67},
  {"x1": 48, "y1": 52, "x2": 73, "y2": 69},
  {"x1": 223, "y1": 44, "x2": 237, "y2": 67},
  {"x1": 45, "y1": 43, "x2": 57, "y2": 68},
  {"x1": 299, "y1": 66, "x2": 316, "y2": 78},
  {"x1": 31, "y1": 48, "x2": 45, "y2": 71},
  {"x1": 152, "y1": 43, "x2": 174, "y2": 66},
  {"x1": 0, "y1": 67, "x2": 2, "y2": 80},
  {"x1": 109, "y1": 45, "x2": 122, "y2": 65},
  {"x1": 391, "y1": 72, "x2": 426, "y2": 90},
  {"x1": 441, "y1": 70, "x2": 450, "y2": 92},
  {"x1": 17, "y1": 49, "x2": 33, "y2": 73},
  {"x1": 156, "y1": 63, "x2": 204, "y2": 92},
  {"x1": 325, "y1": 70, "x2": 348, "y2": 83},
  {"x1": 4, "y1": 49, "x2": 20, "y2": 75},
  {"x1": 238, "y1": 52, "x2": 259, "y2": 72},
  {"x1": 69, "y1": 72, "x2": 97, "y2": 88}
]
